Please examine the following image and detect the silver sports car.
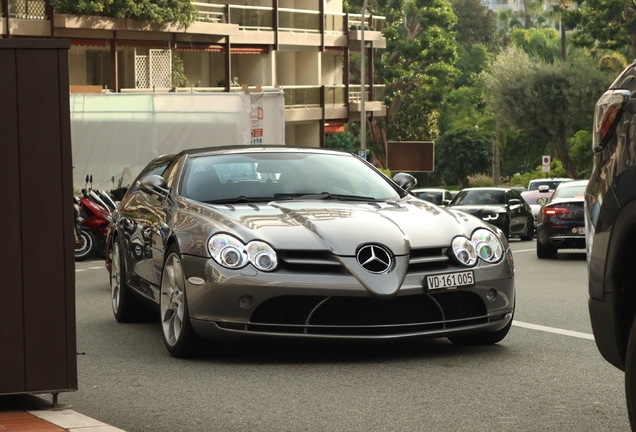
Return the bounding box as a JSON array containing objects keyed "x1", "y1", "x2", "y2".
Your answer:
[{"x1": 105, "y1": 146, "x2": 515, "y2": 357}]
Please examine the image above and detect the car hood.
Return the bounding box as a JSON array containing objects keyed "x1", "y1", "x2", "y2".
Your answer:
[
  {"x1": 175, "y1": 197, "x2": 493, "y2": 299},
  {"x1": 177, "y1": 197, "x2": 483, "y2": 257},
  {"x1": 449, "y1": 204, "x2": 505, "y2": 215}
]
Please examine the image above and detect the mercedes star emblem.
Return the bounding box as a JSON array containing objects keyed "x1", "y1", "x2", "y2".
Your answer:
[{"x1": 356, "y1": 244, "x2": 393, "y2": 274}]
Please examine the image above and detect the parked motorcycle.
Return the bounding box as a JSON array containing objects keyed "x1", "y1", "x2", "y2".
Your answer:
[
  {"x1": 77, "y1": 175, "x2": 112, "y2": 259},
  {"x1": 74, "y1": 198, "x2": 96, "y2": 261}
]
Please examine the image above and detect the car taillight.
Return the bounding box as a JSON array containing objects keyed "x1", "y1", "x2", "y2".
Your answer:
[
  {"x1": 543, "y1": 206, "x2": 570, "y2": 216},
  {"x1": 593, "y1": 89, "x2": 630, "y2": 151}
]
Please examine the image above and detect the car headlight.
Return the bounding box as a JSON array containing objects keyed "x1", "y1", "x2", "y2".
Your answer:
[
  {"x1": 471, "y1": 228, "x2": 504, "y2": 264},
  {"x1": 208, "y1": 233, "x2": 277, "y2": 271},
  {"x1": 451, "y1": 236, "x2": 478, "y2": 267},
  {"x1": 451, "y1": 228, "x2": 505, "y2": 267}
]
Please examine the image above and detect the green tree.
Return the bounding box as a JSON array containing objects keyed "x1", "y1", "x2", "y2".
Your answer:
[
  {"x1": 435, "y1": 126, "x2": 492, "y2": 188},
  {"x1": 497, "y1": 9, "x2": 523, "y2": 47},
  {"x1": 50, "y1": 0, "x2": 198, "y2": 26},
  {"x1": 325, "y1": 132, "x2": 359, "y2": 153},
  {"x1": 450, "y1": 0, "x2": 497, "y2": 47},
  {"x1": 510, "y1": 27, "x2": 561, "y2": 63},
  {"x1": 482, "y1": 47, "x2": 612, "y2": 178},
  {"x1": 569, "y1": 129, "x2": 594, "y2": 178},
  {"x1": 560, "y1": 0, "x2": 636, "y2": 59},
  {"x1": 346, "y1": 0, "x2": 459, "y2": 168}
]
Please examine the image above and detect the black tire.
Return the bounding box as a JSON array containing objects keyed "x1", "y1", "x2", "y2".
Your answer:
[
  {"x1": 626, "y1": 316, "x2": 636, "y2": 429},
  {"x1": 160, "y1": 245, "x2": 200, "y2": 358},
  {"x1": 75, "y1": 227, "x2": 96, "y2": 261},
  {"x1": 111, "y1": 238, "x2": 141, "y2": 323},
  {"x1": 536, "y1": 239, "x2": 556, "y2": 259},
  {"x1": 520, "y1": 217, "x2": 534, "y2": 241},
  {"x1": 502, "y1": 217, "x2": 510, "y2": 240},
  {"x1": 94, "y1": 231, "x2": 107, "y2": 260},
  {"x1": 449, "y1": 314, "x2": 514, "y2": 346}
]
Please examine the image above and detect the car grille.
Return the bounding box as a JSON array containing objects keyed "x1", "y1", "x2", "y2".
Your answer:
[
  {"x1": 277, "y1": 248, "x2": 450, "y2": 274},
  {"x1": 218, "y1": 291, "x2": 489, "y2": 336}
]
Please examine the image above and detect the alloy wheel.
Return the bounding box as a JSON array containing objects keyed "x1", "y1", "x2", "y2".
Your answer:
[
  {"x1": 111, "y1": 242, "x2": 121, "y2": 314},
  {"x1": 161, "y1": 253, "x2": 186, "y2": 347}
]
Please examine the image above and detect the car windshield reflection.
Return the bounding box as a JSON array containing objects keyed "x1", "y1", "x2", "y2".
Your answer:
[{"x1": 179, "y1": 152, "x2": 402, "y2": 203}]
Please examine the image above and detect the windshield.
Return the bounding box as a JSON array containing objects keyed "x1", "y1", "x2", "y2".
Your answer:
[
  {"x1": 179, "y1": 152, "x2": 402, "y2": 203},
  {"x1": 452, "y1": 190, "x2": 505, "y2": 205},
  {"x1": 554, "y1": 185, "x2": 587, "y2": 199}
]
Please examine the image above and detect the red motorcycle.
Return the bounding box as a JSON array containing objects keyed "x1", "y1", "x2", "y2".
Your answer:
[{"x1": 76, "y1": 175, "x2": 113, "y2": 260}]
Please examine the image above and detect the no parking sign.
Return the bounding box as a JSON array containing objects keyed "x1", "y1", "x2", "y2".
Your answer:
[{"x1": 542, "y1": 155, "x2": 550, "y2": 172}]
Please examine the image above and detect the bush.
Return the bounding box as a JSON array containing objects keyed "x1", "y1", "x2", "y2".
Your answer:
[{"x1": 468, "y1": 174, "x2": 494, "y2": 187}]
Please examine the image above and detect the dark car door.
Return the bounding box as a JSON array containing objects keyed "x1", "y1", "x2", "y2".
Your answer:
[
  {"x1": 118, "y1": 156, "x2": 177, "y2": 292},
  {"x1": 506, "y1": 189, "x2": 527, "y2": 234}
]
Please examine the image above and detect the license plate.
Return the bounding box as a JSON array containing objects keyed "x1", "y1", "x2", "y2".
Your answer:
[
  {"x1": 427, "y1": 270, "x2": 475, "y2": 290},
  {"x1": 578, "y1": 227, "x2": 585, "y2": 235}
]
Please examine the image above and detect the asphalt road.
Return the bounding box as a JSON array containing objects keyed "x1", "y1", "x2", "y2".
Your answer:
[{"x1": 66, "y1": 240, "x2": 630, "y2": 432}]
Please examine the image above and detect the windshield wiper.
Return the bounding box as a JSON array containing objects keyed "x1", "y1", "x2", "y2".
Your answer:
[
  {"x1": 275, "y1": 192, "x2": 379, "y2": 202},
  {"x1": 204, "y1": 196, "x2": 277, "y2": 204}
]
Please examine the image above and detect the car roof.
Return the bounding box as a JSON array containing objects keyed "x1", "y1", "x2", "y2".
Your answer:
[
  {"x1": 178, "y1": 145, "x2": 351, "y2": 158},
  {"x1": 555, "y1": 179, "x2": 589, "y2": 188},
  {"x1": 412, "y1": 188, "x2": 448, "y2": 192}
]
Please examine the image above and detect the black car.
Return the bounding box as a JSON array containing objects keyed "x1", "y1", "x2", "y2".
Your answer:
[
  {"x1": 535, "y1": 179, "x2": 588, "y2": 258},
  {"x1": 586, "y1": 64, "x2": 636, "y2": 427},
  {"x1": 448, "y1": 187, "x2": 534, "y2": 240}
]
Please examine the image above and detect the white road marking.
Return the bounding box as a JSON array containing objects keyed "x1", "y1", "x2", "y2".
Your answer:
[
  {"x1": 513, "y1": 320, "x2": 595, "y2": 340},
  {"x1": 76, "y1": 266, "x2": 106, "y2": 272}
]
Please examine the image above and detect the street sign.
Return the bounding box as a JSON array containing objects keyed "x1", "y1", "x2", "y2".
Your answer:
[
  {"x1": 358, "y1": 150, "x2": 367, "y2": 160},
  {"x1": 542, "y1": 155, "x2": 550, "y2": 173}
]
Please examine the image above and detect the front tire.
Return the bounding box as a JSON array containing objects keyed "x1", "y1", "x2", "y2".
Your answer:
[
  {"x1": 520, "y1": 217, "x2": 534, "y2": 241},
  {"x1": 536, "y1": 238, "x2": 556, "y2": 259},
  {"x1": 160, "y1": 246, "x2": 200, "y2": 358},
  {"x1": 75, "y1": 227, "x2": 96, "y2": 261},
  {"x1": 626, "y1": 316, "x2": 636, "y2": 428},
  {"x1": 111, "y1": 238, "x2": 141, "y2": 323}
]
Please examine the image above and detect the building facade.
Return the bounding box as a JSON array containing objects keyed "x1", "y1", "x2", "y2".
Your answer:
[{"x1": 1, "y1": 0, "x2": 387, "y2": 147}]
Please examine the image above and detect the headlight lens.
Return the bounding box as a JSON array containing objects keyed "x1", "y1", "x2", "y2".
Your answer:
[
  {"x1": 451, "y1": 229, "x2": 504, "y2": 267},
  {"x1": 471, "y1": 229, "x2": 504, "y2": 263},
  {"x1": 452, "y1": 236, "x2": 477, "y2": 267},
  {"x1": 208, "y1": 234, "x2": 277, "y2": 271}
]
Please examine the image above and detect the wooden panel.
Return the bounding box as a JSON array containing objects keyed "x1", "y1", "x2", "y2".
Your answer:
[
  {"x1": 387, "y1": 141, "x2": 435, "y2": 172},
  {"x1": 0, "y1": 49, "x2": 26, "y2": 393},
  {"x1": 58, "y1": 48, "x2": 78, "y2": 391},
  {"x1": 15, "y1": 48, "x2": 70, "y2": 392}
]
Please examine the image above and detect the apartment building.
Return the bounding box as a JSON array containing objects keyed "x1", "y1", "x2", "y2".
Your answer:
[{"x1": 1, "y1": 0, "x2": 387, "y2": 147}]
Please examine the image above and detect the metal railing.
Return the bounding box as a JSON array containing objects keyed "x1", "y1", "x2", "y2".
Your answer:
[
  {"x1": 348, "y1": 13, "x2": 385, "y2": 31},
  {"x1": 192, "y1": 2, "x2": 225, "y2": 23},
  {"x1": 348, "y1": 84, "x2": 386, "y2": 102},
  {"x1": 324, "y1": 12, "x2": 345, "y2": 33}
]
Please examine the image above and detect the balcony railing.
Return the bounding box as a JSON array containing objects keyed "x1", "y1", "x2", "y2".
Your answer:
[
  {"x1": 348, "y1": 84, "x2": 386, "y2": 102},
  {"x1": 192, "y1": 2, "x2": 225, "y2": 23},
  {"x1": 348, "y1": 13, "x2": 385, "y2": 32},
  {"x1": 228, "y1": 5, "x2": 273, "y2": 30},
  {"x1": 279, "y1": 8, "x2": 320, "y2": 33},
  {"x1": 8, "y1": 0, "x2": 48, "y2": 19}
]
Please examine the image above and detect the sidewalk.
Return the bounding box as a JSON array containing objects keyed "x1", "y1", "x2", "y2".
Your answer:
[{"x1": 0, "y1": 394, "x2": 125, "y2": 432}]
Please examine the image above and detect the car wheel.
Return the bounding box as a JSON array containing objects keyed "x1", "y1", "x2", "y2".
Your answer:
[
  {"x1": 160, "y1": 245, "x2": 200, "y2": 358},
  {"x1": 520, "y1": 217, "x2": 534, "y2": 241},
  {"x1": 536, "y1": 238, "x2": 555, "y2": 259},
  {"x1": 111, "y1": 238, "x2": 140, "y2": 323},
  {"x1": 449, "y1": 313, "x2": 514, "y2": 346},
  {"x1": 75, "y1": 227, "x2": 96, "y2": 261},
  {"x1": 502, "y1": 217, "x2": 510, "y2": 239},
  {"x1": 626, "y1": 316, "x2": 636, "y2": 428}
]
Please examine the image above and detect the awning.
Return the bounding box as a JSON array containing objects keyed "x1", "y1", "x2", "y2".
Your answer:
[
  {"x1": 116, "y1": 40, "x2": 169, "y2": 48},
  {"x1": 174, "y1": 43, "x2": 269, "y2": 54},
  {"x1": 71, "y1": 39, "x2": 107, "y2": 47}
]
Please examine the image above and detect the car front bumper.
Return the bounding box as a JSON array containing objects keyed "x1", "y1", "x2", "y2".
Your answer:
[{"x1": 180, "y1": 251, "x2": 516, "y2": 341}]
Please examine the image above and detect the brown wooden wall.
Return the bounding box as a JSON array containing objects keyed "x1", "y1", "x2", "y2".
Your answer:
[{"x1": 0, "y1": 39, "x2": 77, "y2": 395}]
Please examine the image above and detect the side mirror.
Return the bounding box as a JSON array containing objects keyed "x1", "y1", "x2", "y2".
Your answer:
[
  {"x1": 138, "y1": 175, "x2": 168, "y2": 198},
  {"x1": 392, "y1": 173, "x2": 417, "y2": 193},
  {"x1": 538, "y1": 185, "x2": 550, "y2": 192},
  {"x1": 441, "y1": 199, "x2": 451, "y2": 206},
  {"x1": 508, "y1": 198, "x2": 521, "y2": 206}
]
